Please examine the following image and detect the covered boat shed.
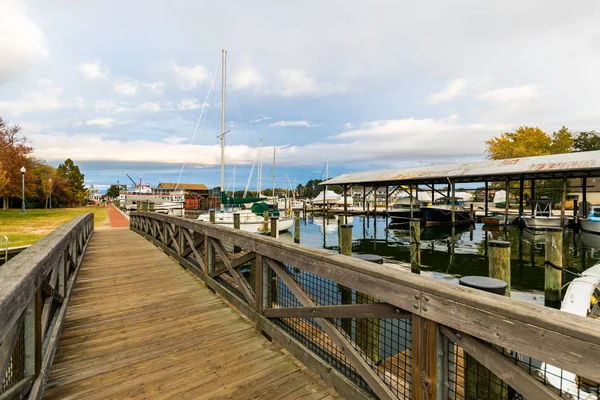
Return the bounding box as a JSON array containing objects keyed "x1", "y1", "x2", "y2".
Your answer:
[{"x1": 321, "y1": 150, "x2": 600, "y2": 225}]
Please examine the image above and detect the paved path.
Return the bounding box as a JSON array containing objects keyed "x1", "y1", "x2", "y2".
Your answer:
[
  {"x1": 107, "y1": 203, "x2": 129, "y2": 228},
  {"x1": 43, "y1": 229, "x2": 337, "y2": 399}
]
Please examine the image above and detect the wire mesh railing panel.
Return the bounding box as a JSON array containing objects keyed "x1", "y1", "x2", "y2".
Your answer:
[
  {"x1": 267, "y1": 264, "x2": 412, "y2": 399},
  {"x1": 1, "y1": 319, "x2": 25, "y2": 395}
]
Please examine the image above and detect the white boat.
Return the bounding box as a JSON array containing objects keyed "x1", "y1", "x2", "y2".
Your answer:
[
  {"x1": 539, "y1": 263, "x2": 600, "y2": 398},
  {"x1": 521, "y1": 198, "x2": 561, "y2": 230},
  {"x1": 580, "y1": 205, "x2": 600, "y2": 235},
  {"x1": 196, "y1": 50, "x2": 292, "y2": 234},
  {"x1": 493, "y1": 190, "x2": 508, "y2": 207},
  {"x1": 312, "y1": 190, "x2": 341, "y2": 205},
  {"x1": 335, "y1": 193, "x2": 354, "y2": 207}
]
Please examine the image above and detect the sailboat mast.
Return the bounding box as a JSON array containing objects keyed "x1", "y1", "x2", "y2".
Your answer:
[
  {"x1": 220, "y1": 49, "x2": 227, "y2": 193},
  {"x1": 257, "y1": 138, "x2": 263, "y2": 194},
  {"x1": 272, "y1": 147, "x2": 276, "y2": 206}
]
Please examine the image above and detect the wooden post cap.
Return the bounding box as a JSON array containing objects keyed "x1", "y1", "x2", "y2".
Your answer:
[
  {"x1": 459, "y1": 276, "x2": 508, "y2": 295},
  {"x1": 341, "y1": 224, "x2": 353, "y2": 229},
  {"x1": 489, "y1": 240, "x2": 510, "y2": 248}
]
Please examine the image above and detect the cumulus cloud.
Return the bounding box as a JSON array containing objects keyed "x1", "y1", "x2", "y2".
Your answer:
[
  {"x1": 231, "y1": 67, "x2": 264, "y2": 90},
  {"x1": 171, "y1": 60, "x2": 209, "y2": 90},
  {"x1": 0, "y1": 1, "x2": 48, "y2": 83},
  {"x1": 136, "y1": 102, "x2": 161, "y2": 112},
  {"x1": 0, "y1": 86, "x2": 84, "y2": 116},
  {"x1": 114, "y1": 82, "x2": 138, "y2": 96},
  {"x1": 77, "y1": 62, "x2": 109, "y2": 80},
  {"x1": 143, "y1": 81, "x2": 164, "y2": 95},
  {"x1": 269, "y1": 120, "x2": 316, "y2": 128},
  {"x1": 343, "y1": 122, "x2": 353, "y2": 129},
  {"x1": 426, "y1": 79, "x2": 467, "y2": 105},
  {"x1": 177, "y1": 98, "x2": 209, "y2": 110}
]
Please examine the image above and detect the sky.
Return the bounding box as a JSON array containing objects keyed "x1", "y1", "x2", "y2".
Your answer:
[{"x1": 2, "y1": 1, "x2": 600, "y2": 192}]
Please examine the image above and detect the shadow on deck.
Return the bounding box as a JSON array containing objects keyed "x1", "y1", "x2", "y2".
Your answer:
[{"x1": 43, "y1": 228, "x2": 337, "y2": 399}]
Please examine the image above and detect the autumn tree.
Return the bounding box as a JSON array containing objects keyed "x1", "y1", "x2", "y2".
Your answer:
[
  {"x1": 0, "y1": 118, "x2": 34, "y2": 209},
  {"x1": 0, "y1": 161, "x2": 9, "y2": 210}
]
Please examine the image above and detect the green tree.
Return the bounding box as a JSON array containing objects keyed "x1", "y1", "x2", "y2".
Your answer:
[
  {"x1": 106, "y1": 184, "x2": 121, "y2": 199},
  {"x1": 550, "y1": 126, "x2": 574, "y2": 154},
  {"x1": 57, "y1": 158, "x2": 87, "y2": 206},
  {"x1": 486, "y1": 126, "x2": 552, "y2": 159},
  {"x1": 574, "y1": 131, "x2": 600, "y2": 152}
]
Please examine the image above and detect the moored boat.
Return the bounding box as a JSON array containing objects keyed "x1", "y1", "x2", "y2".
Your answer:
[
  {"x1": 580, "y1": 205, "x2": 600, "y2": 235},
  {"x1": 420, "y1": 197, "x2": 472, "y2": 226},
  {"x1": 386, "y1": 198, "x2": 423, "y2": 222},
  {"x1": 521, "y1": 197, "x2": 561, "y2": 230},
  {"x1": 482, "y1": 214, "x2": 517, "y2": 225}
]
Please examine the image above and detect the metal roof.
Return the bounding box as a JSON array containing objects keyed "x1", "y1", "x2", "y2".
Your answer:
[
  {"x1": 157, "y1": 182, "x2": 209, "y2": 191},
  {"x1": 322, "y1": 151, "x2": 600, "y2": 186}
]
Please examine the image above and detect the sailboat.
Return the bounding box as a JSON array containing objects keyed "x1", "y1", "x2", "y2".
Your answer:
[{"x1": 197, "y1": 50, "x2": 292, "y2": 233}]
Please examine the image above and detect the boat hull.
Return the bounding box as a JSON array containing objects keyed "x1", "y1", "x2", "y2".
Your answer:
[
  {"x1": 197, "y1": 212, "x2": 293, "y2": 233},
  {"x1": 581, "y1": 219, "x2": 600, "y2": 235},
  {"x1": 386, "y1": 210, "x2": 423, "y2": 222},
  {"x1": 421, "y1": 207, "x2": 472, "y2": 226},
  {"x1": 521, "y1": 216, "x2": 561, "y2": 230}
]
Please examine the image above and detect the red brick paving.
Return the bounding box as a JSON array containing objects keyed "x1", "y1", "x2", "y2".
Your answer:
[{"x1": 107, "y1": 203, "x2": 130, "y2": 228}]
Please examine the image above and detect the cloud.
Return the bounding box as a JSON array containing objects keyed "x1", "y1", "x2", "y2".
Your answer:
[
  {"x1": 250, "y1": 114, "x2": 271, "y2": 123},
  {"x1": 143, "y1": 81, "x2": 164, "y2": 95},
  {"x1": 114, "y1": 82, "x2": 138, "y2": 96},
  {"x1": 426, "y1": 79, "x2": 467, "y2": 105},
  {"x1": 477, "y1": 84, "x2": 545, "y2": 103},
  {"x1": 0, "y1": 86, "x2": 84, "y2": 116},
  {"x1": 343, "y1": 122, "x2": 353, "y2": 129},
  {"x1": 136, "y1": 102, "x2": 161, "y2": 112},
  {"x1": 85, "y1": 118, "x2": 117, "y2": 127},
  {"x1": 0, "y1": 0, "x2": 48, "y2": 83},
  {"x1": 177, "y1": 98, "x2": 209, "y2": 110},
  {"x1": 269, "y1": 120, "x2": 316, "y2": 128},
  {"x1": 171, "y1": 60, "x2": 209, "y2": 90},
  {"x1": 231, "y1": 67, "x2": 264, "y2": 90},
  {"x1": 77, "y1": 62, "x2": 109, "y2": 80}
]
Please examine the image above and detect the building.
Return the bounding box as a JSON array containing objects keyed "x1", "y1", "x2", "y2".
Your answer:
[
  {"x1": 87, "y1": 185, "x2": 103, "y2": 204},
  {"x1": 155, "y1": 183, "x2": 216, "y2": 210}
]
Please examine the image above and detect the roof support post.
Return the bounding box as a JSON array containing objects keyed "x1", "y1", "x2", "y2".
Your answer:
[
  {"x1": 504, "y1": 179, "x2": 510, "y2": 225},
  {"x1": 519, "y1": 175, "x2": 524, "y2": 219},
  {"x1": 362, "y1": 186, "x2": 366, "y2": 211},
  {"x1": 343, "y1": 184, "x2": 348, "y2": 219},
  {"x1": 583, "y1": 177, "x2": 588, "y2": 218},
  {"x1": 531, "y1": 179, "x2": 536, "y2": 216},
  {"x1": 561, "y1": 173, "x2": 567, "y2": 227},
  {"x1": 451, "y1": 179, "x2": 455, "y2": 227},
  {"x1": 484, "y1": 181, "x2": 489, "y2": 217},
  {"x1": 385, "y1": 186, "x2": 389, "y2": 211}
]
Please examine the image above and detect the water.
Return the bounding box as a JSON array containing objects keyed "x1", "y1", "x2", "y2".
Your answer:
[{"x1": 282, "y1": 214, "x2": 600, "y2": 305}]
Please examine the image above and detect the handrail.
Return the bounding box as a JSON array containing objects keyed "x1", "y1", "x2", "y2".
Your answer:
[
  {"x1": 0, "y1": 213, "x2": 94, "y2": 399},
  {"x1": 130, "y1": 212, "x2": 600, "y2": 400}
]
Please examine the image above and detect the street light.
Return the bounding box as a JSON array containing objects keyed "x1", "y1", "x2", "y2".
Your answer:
[
  {"x1": 20, "y1": 166, "x2": 26, "y2": 214},
  {"x1": 48, "y1": 178, "x2": 53, "y2": 209}
]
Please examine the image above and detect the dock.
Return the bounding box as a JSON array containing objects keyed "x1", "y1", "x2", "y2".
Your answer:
[{"x1": 1, "y1": 210, "x2": 599, "y2": 400}]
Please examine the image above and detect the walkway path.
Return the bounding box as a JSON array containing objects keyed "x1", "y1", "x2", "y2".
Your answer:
[
  {"x1": 106, "y1": 203, "x2": 129, "y2": 228},
  {"x1": 43, "y1": 228, "x2": 337, "y2": 399}
]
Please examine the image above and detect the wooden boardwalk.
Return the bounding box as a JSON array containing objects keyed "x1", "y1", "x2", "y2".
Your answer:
[{"x1": 43, "y1": 228, "x2": 338, "y2": 399}]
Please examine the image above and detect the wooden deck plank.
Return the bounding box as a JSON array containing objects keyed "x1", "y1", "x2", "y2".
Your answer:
[{"x1": 43, "y1": 228, "x2": 338, "y2": 399}]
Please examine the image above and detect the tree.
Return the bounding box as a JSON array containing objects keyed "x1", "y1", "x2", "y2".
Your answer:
[
  {"x1": 550, "y1": 126, "x2": 574, "y2": 154},
  {"x1": 486, "y1": 126, "x2": 552, "y2": 159},
  {"x1": 0, "y1": 118, "x2": 33, "y2": 209},
  {"x1": 574, "y1": 131, "x2": 600, "y2": 152},
  {"x1": 0, "y1": 161, "x2": 9, "y2": 210},
  {"x1": 57, "y1": 158, "x2": 88, "y2": 206},
  {"x1": 106, "y1": 185, "x2": 121, "y2": 199}
]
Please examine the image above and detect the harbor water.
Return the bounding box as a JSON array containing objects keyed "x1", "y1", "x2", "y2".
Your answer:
[{"x1": 280, "y1": 214, "x2": 600, "y2": 306}]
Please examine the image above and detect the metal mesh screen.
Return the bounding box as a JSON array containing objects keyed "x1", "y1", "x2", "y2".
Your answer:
[
  {"x1": 268, "y1": 264, "x2": 412, "y2": 399},
  {"x1": 1, "y1": 319, "x2": 25, "y2": 395}
]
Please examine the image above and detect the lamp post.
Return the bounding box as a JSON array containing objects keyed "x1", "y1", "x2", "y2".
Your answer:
[
  {"x1": 48, "y1": 178, "x2": 53, "y2": 209},
  {"x1": 20, "y1": 166, "x2": 26, "y2": 214}
]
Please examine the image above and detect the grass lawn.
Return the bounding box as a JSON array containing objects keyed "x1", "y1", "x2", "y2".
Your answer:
[{"x1": 0, "y1": 206, "x2": 109, "y2": 247}]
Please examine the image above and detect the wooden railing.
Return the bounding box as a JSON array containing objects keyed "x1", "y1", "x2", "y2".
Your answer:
[
  {"x1": 0, "y1": 214, "x2": 94, "y2": 400},
  {"x1": 130, "y1": 212, "x2": 600, "y2": 400}
]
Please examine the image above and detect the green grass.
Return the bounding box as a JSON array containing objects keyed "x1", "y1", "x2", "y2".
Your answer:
[{"x1": 0, "y1": 206, "x2": 109, "y2": 247}]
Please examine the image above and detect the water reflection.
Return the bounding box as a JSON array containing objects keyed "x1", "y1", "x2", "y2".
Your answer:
[{"x1": 296, "y1": 215, "x2": 600, "y2": 296}]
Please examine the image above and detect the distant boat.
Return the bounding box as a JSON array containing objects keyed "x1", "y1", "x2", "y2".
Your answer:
[
  {"x1": 539, "y1": 262, "x2": 600, "y2": 398},
  {"x1": 493, "y1": 190, "x2": 508, "y2": 207},
  {"x1": 420, "y1": 197, "x2": 472, "y2": 226},
  {"x1": 312, "y1": 190, "x2": 341, "y2": 206},
  {"x1": 482, "y1": 214, "x2": 517, "y2": 226},
  {"x1": 580, "y1": 204, "x2": 600, "y2": 235},
  {"x1": 521, "y1": 197, "x2": 561, "y2": 230}
]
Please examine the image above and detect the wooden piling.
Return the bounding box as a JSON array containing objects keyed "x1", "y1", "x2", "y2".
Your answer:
[
  {"x1": 263, "y1": 210, "x2": 269, "y2": 234},
  {"x1": 209, "y1": 209, "x2": 215, "y2": 223},
  {"x1": 451, "y1": 180, "x2": 456, "y2": 226},
  {"x1": 149, "y1": 202, "x2": 155, "y2": 212},
  {"x1": 504, "y1": 179, "x2": 510, "y2": 225},
  {"x1": 561, "y1": 173, "x2": 567, "y2": 227},
  {"x1": 270, "y1": 217, "x2": 279, "y2": 239},
  {"x1": 469, "y1": 203, "x2": 474, "y2": 221},
  {"x1": 410, "y1": 219, "x2": 421, "y2": 274},
  {"x1": 136, "y1": 202, "x2": 140, "y2": 212},
  {"x1": 340, "y1": 224, "x2": 352, "y2": 256},
  {"x1": 338, "y1": 223, "x2": 353, "y2": 336},
  {"x1": 545, "y1": 228, "x2": 563, "y2": 307},
  {"x1": 294, "y1": 211, "x2": 300, "y2": 244},
  {"x1": 233, "y1": 213, "x2": 240, "y2": 253},
  {"x1": 488, "y1": 240, "x2": 511, "y2": 296}
]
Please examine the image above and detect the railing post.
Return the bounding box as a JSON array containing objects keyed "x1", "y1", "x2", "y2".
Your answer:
[
  {"x1": 255, "y1": 254, "x2": 266, "y2": 313},
  {"x1": 410, "y1": 218, "x2": 421, "y2": 274},
  {"x1": 24, "y1": 288, "x2": 42, "y2": 377},
  {"x1": 338, "y1": 224, "x2": 353, "y2": 336},
  {"x1": 205, "y1": 235, "x2": 214, "y2": 274},
  {"x1": 209, "y1": 209, "x2": 215, "y2": 223},
  {"x1": 412, "y1": 314, "x2": 439, "y2": 400},
  {"x1": 545, "y1": 228, "x2": 563, "y2": 307}
]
